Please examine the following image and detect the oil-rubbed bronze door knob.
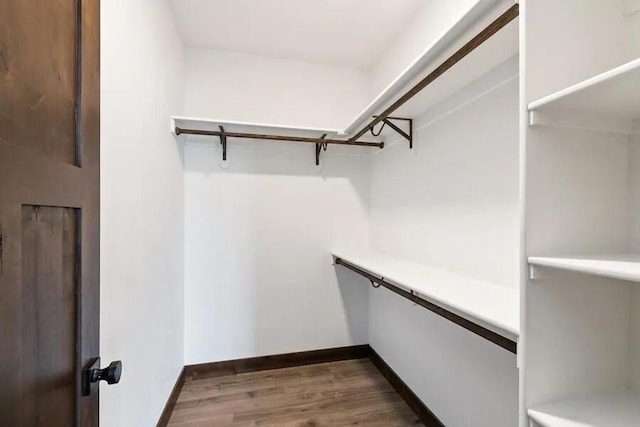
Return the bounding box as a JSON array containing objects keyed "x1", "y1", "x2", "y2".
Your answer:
[
  {"x1": 90, "y1": 361, "x2": 122, "y2": 385},
  {"x1": 82, "y1": 359, "x2": 123, "y2": 396}
]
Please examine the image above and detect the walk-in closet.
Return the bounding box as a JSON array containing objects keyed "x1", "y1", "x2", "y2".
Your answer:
[{"x1": 3, "y1": 0, "x2": 639, "y2": 426}]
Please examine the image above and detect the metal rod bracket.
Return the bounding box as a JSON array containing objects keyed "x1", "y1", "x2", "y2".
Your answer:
[
  {"x1": 371, "y1": 116, "x2": 413, "y2": 149},
  {"x1": 219, "y1": 126, "x2": 227, "y2": 161},
  {"x1": 315, "y1": 134, "x2": 328, "y2": 165}
]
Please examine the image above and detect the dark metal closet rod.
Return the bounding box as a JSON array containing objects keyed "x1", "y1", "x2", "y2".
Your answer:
[
  {"x1": 349, "y1": 3, "x2": 520, "y2": 143},
  {"x1": 334, "y1": 257, "x2": 518, "y2": 354},
  {"x1": 175, "y1": 127, "x2": 384, "y2": 148}
]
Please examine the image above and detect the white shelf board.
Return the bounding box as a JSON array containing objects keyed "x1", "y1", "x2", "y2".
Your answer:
[
  {"x1": 528, "y1": 392, "x2": 640, "y2": 427},
  {"x1": 342, "y1": 0, "x2": 519, "y2": 135},
  {"x1": 528, "y1": 58, "x2": 640, "y2": 120},
  {"x1": 528, "y1": 254, "x2": 640, "y2": 283},
  {"x1": 332, "y1": 249, "x2": 519, "y2": 341},
  {"x1": 171, "y1": 116, "x2": 343, "y2": 138}
]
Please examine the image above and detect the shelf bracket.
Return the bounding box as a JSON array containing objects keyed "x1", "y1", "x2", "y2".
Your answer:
[
  {"x1": 528, "y1": 264, "x2": 540, "y2": 281},
  {"x1": 315, "y1": 134, "x2": 328, "y2": 165},
  {"x1": 371, "y1": 116, "x2": 413, "y2": 149},
  {"x1": 219, "y1": 126, "x2": 227, "y2": 161}
]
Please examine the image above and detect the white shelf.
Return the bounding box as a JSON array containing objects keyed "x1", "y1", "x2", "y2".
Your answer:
[
  {"x1": 528, "y1": 254, "x2": 640, "y2": 283},
  {"x1": 171, "y1": 116, "x2": 343, "y2": 138},
  {"x1": 528, "y1": 393, "x2": 640, "y2": 427},
  {"x1": 528, "y1": 58, "x2": 640, "y2": 133},
  {"x1": 342, "y1": 0, "x2": 518, "y2": 135},
  {"x1": 332, "y1": 249, "x2": 519, "y2": 341}
]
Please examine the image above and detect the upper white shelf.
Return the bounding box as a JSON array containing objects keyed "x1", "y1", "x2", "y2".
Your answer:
[
  {"x1": 342, "y1": 0, "x2": 519, "y2": 135},
  {"x1": 528, "y1": 392, "x2": 640, "y2": 427},
  {"x1": 528, "y1": 58, "x2": 640, "y2": 133},
  {"x1": 171, "y1": 116, "x2": 342, "y2": 138},
  {"x1": 529, "y1": 254, "x2": 640, "y2": 283},
  {"x1": 332, "y1": 249, "x2": 519, "y2": 341}
]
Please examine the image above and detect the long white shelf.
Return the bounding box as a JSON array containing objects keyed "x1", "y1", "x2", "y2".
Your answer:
[
  {"x1": 528, "y1": 58, "x2": 640, "y2": 133},
  {"x1": 528, "y1": 393, "x2": 640, "y2": 427},
  {"x1": 171, "y1": 116, "x2": 343, "y2": 138},
  {"x1": 528, "y1": 254, "x2": 640, "y2": 283},
  {"x1": 332, "y1": 249, "x2": 519, "y2": 341}
]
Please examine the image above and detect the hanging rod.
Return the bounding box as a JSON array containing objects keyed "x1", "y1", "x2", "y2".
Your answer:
[
  {"x1": 174, "y1": 126, "x2": 383, "y2": 164},
  {"x1": 334, "y1": 257, "x2": 518, "y2": 354},
  {"x1": 174, "y1": 127, "x2": 384, "y2": 148},
  {"x1": 349, "y1": 3, "x2": 519, "y2": 143}
]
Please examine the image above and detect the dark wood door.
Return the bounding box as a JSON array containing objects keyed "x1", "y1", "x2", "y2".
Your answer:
[{"x1": 0, "y1": 0, "x2": 101, "y2": 425}]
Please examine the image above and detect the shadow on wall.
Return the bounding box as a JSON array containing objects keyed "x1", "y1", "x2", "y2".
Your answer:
[{"x1": 334, "y1": 266, "x2": 370, "y2": 344}]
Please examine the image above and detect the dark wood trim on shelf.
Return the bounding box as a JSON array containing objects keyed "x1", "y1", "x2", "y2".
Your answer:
[
  {"x1": 183, "y1": 345, "x2": 371, "y2": 381},
  {"x1": 369, "y1": 347, "x2": 445, "y2": 427},
  {"x1": 156, "y1": 367, "x2": 186, "y2": 427},
  {"x1": 334, "y1": 258, "x2": 518, "y2": 354}
]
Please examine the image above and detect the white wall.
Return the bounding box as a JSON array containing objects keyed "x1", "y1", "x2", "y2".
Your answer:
[
  {"x1": 368, "y1": 60, "x2": 520, "y2": 427},
  {"x1": 184, "y1": 141, "x2": 370, "y2": 364},
  {"x1": 625, "y1": 1, "x2": 640, "y2": 395},
  {"x1": 184, "y1": 47, "x2": 371, "y2": 130},
  {"x1": 182, "y1": 48, "x2": 373, "y2": 364},
  {"x1": 100, "y1": 0, "x2": 185, "y2": 425},
  {"x1": 370, "y1": 0, "x2": 477, "y2": 96},
  {"x1": 631, "y1": 138, "x2": 640, "y2": 392},
  {"x1": 632, "y1": 140, "x2": 640, "y2": 252},
  {"x1": 371, "y1": 57, "x2": 520, "y2": 288},
  {"x1": 369, "y1": 288, "x2": 518, "y2": 426},
  {"x1": 627, "y1": 0, "x2": 640, "y2": 56},
  {"x1": 525, "y1": 0, "x2": 633, "y2": 102}
]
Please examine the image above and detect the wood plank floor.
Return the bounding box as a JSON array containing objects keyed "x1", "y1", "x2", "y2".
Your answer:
[{"x1": 167, "y1": 359, "x2": 424, "y2": 426}]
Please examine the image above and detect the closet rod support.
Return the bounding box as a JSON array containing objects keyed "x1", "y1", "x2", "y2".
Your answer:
[
  {"x1": 174, "y1": 127, "x2": 384, "y2": 149},
  {"x1": 219, "y1": 126, "x2": 227, "y2": 161},
  {"x1": 315, "y1": 134, "x2": 328, "y2": 165},
  {"x1": 372, "y1": 116, "x2": 413, "y2": 149}
]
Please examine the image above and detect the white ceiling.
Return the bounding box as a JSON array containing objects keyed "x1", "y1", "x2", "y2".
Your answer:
[{"x1": 168, "y1": 0, "x2": 424, "y2": 69}]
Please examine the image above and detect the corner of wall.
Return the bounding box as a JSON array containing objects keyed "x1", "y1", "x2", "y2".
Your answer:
[{"x1": 100, "y1": 0, "x2": 187, "y2": 424}]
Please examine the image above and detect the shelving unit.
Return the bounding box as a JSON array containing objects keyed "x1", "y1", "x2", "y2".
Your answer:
[
  {"x1": 523, "y1": 2, "x2": 640, "y2": 427},
  {"x1": 528, "y1": 393, "x2": 640, "y2": 427},
  {"x1": 332, "y1": 250, "x2": 519, "y2": 350},
  {"x1": 528, "y1": 254, "x2": 640, "y2": 283},
  {"x1": 528, "y1": 58, "x2": 640, "y2": 134}
]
